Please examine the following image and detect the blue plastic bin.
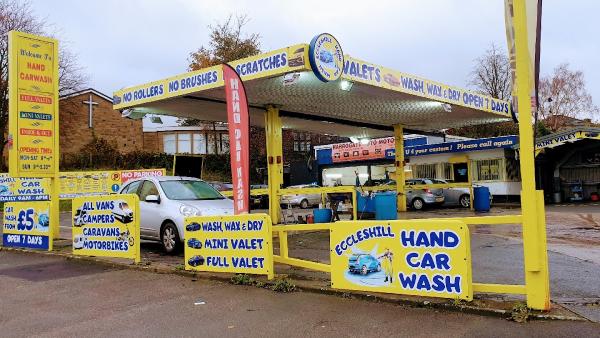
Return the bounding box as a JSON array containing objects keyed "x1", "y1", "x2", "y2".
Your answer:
[
  {"x1": 473, "y1": 186, "x2": 491, "y2": 212},
  {"x1": 357, "y1": 193, "x2": 376, "y2": 213},
  {"x1": 374, "y1": 191, "x2": 398, "y2": 220},
  {"x1": 313, "y1": 208, "x2": 332, "y2": 223}
]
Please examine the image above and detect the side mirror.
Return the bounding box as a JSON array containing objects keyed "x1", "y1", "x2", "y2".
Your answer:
[{"x1": 145, "y1": 194, "x2": 160, "y2": 203}]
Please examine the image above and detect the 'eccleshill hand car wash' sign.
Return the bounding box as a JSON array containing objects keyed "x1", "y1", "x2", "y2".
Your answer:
[{"x1": 330, "y1": 219, "x2": 473, "y2": 300}]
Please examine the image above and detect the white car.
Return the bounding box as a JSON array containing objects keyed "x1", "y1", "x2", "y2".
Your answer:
[{"x1": 119, "y1": 176, "x2": 234, "y2": 254}]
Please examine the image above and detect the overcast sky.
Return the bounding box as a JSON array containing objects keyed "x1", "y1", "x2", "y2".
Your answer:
[{"x1": 29, "y1": 0, "x2": 598, "y2": 108}]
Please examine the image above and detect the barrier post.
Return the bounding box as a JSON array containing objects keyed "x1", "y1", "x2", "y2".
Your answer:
[
  {"x1": 513, "y1": 0, "x2": 550, "y2": 310},
  {"x1": 468, "y1": 160, "x2": 474, "y2": 211},
  {"x1": 265, "y1": 106, "x2": 283, "y2": 224},
  {"x1": 394, "y1": 125, "x2": 407, "y2": 212}
]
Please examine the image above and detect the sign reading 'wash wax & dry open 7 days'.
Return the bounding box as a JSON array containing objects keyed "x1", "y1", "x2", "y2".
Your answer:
[{"x1": 330, "y1": 220, "x2": 472, "y2": 300}]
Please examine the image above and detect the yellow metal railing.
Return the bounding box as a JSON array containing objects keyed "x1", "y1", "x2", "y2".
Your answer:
[{"x1": 271, "y1": 214, "x2": 527, "y2": 295}]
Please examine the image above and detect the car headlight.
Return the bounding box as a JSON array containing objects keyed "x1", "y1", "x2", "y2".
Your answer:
[{"x1": 179, "y1": 204, "x2": 200, "y2": 216}]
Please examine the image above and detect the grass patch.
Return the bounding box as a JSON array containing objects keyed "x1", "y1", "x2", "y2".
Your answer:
[
  {"x1": 230, "y1": 274, "x2": 255, "y2": 286},
  {"x1": 511, "y1": 302, "x2": 531, "y2": 323},
  {"x1": 270, "y1": 278, "x2": 296, "y2": 293}
]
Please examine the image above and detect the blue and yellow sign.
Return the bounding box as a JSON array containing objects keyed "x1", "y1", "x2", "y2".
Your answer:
[
  {"x1": 309, "y1": 33, "x2": 344, "y2": 82},
  {"x1": 330, "y1": 220, "x2": 472, "y2": 300},
  {"x1": 184, "y1": 214, "x2": 273, "y2": 279},
  {"x1": 2, "y1": 201, "x2": 51, "y2": 250},
  {"x1": 8, "y1": 31, "x2": 59, "y2": 178},
  {"x1": 0, "y1": 173, "x2": 50, "y2": 202},
  {"x1": 71, "y1": 194, "x2": 140, "y2": 263}
]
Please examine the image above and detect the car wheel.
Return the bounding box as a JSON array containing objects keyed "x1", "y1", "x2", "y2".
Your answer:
[
  {"x1": 459, "y1": 194, "x2": 470, "y2": 208},
  {"x1": 361, "y1": 265, "x2": 368, "y2": 275},
  {"x1": 300, "y1": 199, "x2": 309, "y2": 209},
  {"x1": 412, "y1": 198, "x2": 424, "y2": 210},
  {"x1": 377, "y1": 264, "x2": 381, "y2": 272},
  {"x1": 161, "y1": 222, "x2": 181, "y2": 255}
]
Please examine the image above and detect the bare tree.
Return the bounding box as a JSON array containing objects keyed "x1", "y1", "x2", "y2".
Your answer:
[
  {"x1": 0, "y1": 0, "x2": 87, "y2": 168},
  {"x1": 449, "y1": 44, "x2": 517, "y2": 138},
  {"x1": 537, "y1": 63, "x2": 598, "y2": 131},
  {"x1": 469, "y1": 43, "x2": 512, "y2": 100}
]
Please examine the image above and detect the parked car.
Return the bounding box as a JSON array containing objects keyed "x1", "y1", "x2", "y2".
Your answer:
[
  {"x1": 250, "y1": 184, "x2": 269, "y2": 209},
  {"x1": 432, "y1": 179, "x2": 494, "y2": 208},
  {"x1": 348, "y1": 254, "x2": 381, "y2": 275},
  {"x1": 207, "y1": 181, "x2": 233, "y2": 192},
  {"x1": 431, "y1": 179, "x2": 471, "y2": 208},
  {"x1": 405, "y1": 179, "x2": 445, "y2": 210},
  {"x1": 119, "y1": 176, "x2": 233, "y2": 254},
  {"x1": 280, "y1": 183, "x2": 322, "y2": 209}
]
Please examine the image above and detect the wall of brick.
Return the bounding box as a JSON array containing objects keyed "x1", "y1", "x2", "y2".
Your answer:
[{"x1": 59, "y1": 91, "x2": 143, "y2": 157}]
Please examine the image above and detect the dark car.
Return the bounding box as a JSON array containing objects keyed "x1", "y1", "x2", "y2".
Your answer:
[
  {"x1": 187, "y1": 238, "x2": 202, "y2": 249},
  {"x1": 250, "y1": 184, "x2": 269, "y2": 209},
  {"x1": 186, "y1": 222, "x2": 201, "y2": 232},
  {"x1": 188, "y1": 255, "x2": 205, "y2": 267}
]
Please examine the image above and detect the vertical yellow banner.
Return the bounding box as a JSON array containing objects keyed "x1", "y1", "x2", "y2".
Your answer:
[{"x1": 8, "y1": 31, "x2": 59, "y2": 178}]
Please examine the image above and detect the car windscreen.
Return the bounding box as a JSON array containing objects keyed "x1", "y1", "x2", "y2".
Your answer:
[{"x1": 159, "y1": 180, "x2": 225, "y2": 200}]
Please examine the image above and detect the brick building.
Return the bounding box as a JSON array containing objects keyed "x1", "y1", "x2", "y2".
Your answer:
[
  {"x1": 143, "y1": 118, "x2": 347, "y2": 184},
  {"x1": 59, "y1": 88, "x2": 143, "y2": 157}
]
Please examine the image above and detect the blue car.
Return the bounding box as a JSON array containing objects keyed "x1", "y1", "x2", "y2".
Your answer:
[
  {"x1": 187, "y1": 238, "x2": 202, "y2": 249},
  {"x1": 186, "y1": 222, "x2": 201, "y2": 232},
  {"x1": 348, "y1": 254, "x2": 381, "y2": 275},
  {"x1": 188, "y1": 255, "x2": 205, "y2": 267}
]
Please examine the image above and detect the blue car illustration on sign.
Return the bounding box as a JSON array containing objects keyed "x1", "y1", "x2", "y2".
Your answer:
[
  {"x1": 319, "y1": 50, "x2": 334, "y2": 64},
  {"x1": 348, "y1": 254, "x2": 381, "y2": 275},
  {"x1": 186, "y1": 222, "x2": 201, "y2": 232},
  {"x1": 188, "y1": 255, "x2": 205, "y2": 267},
  {"x1": 187, "y1": 238, "x2": 202, "y2": 249}
]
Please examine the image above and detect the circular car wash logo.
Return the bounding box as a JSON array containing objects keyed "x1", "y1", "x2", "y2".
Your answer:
[{"x1": 309, "y1": 33, "x2": 344, "y2": 82}]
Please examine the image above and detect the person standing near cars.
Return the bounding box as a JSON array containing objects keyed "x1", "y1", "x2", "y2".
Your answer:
[{"x1": 379, "y1": 248, "x2": 394, "y2": 283}]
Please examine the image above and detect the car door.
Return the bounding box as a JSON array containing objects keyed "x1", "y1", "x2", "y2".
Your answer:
[{"x1": 137, "y1": 180, "x2": 163, "y2": 239}]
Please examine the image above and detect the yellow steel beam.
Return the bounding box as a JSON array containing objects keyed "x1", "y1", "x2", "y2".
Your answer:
[
  {"x1": 273, "y1": 255, "x2": 331, "y2": 273},
  {"x1": 265, "y1": 106, "x2": 283, "y2": 224},
  {"x1": 473, "y1": 283, "x2": 527, "y2": 295},
  {"x1": 272, "y1": 223, "x2": 333, "y2": 232},
  {"x1": 394, "y1": 125, "x2": 407, "y2": 212},
  {"x1": 221, "y1": 188, "x2": 269, "y2": 197},
  {"x1": 513, "y1": 0, "x2": 550, "y2": 310}
]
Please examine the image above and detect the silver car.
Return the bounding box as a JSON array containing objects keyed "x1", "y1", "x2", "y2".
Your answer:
[
  {"x1": 119, "y1": 176, "x2": 234, "y2": 254},
  {"x1": 432, "y1": 179, "x2": 472, "y2": 208},
  {"x1": 280, "y1": 183, "x2": 322, "y2": 209},
  {"x1": 405, "y1": 179, "x2": 445, "y2": 210}
]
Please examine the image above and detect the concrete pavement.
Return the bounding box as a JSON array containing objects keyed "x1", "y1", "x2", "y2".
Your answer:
[{"x1": 1, "y1": 251, "x2": 598, "y2": 338}]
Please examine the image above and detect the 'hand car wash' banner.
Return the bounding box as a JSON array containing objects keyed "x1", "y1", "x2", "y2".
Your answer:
[
  {"x1": 223, "y1": 64, "x2": 250, "y2": 214},
  {"x1": 330, "y1": 219, "x2": 473, "y2": 300}
]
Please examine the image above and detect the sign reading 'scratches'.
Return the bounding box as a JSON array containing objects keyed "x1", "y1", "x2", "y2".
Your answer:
[{"x1": 330, "y1": 220, "x2": 472, "y2": 300}]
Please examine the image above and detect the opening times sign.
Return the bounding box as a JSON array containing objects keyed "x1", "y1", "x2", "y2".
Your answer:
[
  {"x1": 330, "y1": 220, "x2": 473, "y2": 300},
  {"x1": 8, "y1": 31, "x2": 59, "y2": 178}
]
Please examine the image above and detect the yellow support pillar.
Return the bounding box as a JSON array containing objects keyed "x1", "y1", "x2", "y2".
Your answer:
[
  {"x1": 394, "y1": 125, "x2": 407, "y2": 212},
  {"x1": 513, "y1": 0, "x2": 550, "y2": 310},
  {"x1": 265, "y1": 106, "x2": 283, "y2": 224}
]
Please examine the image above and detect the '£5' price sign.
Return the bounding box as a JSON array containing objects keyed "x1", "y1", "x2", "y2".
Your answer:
[{"x1": 17, "y1": 208, "x2": 35, "y2": 231}]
